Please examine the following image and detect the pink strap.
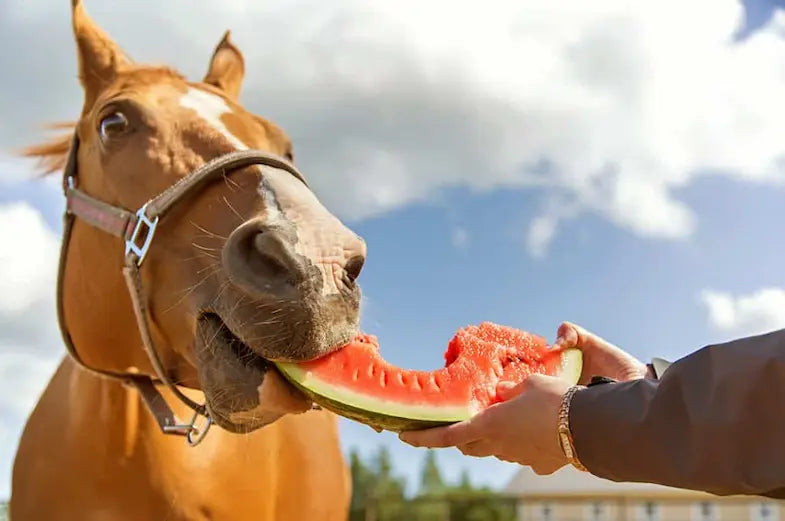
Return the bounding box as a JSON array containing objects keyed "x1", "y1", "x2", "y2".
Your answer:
[{"x1": 66, "y1": 188, "x2": 136, "y2": 239}]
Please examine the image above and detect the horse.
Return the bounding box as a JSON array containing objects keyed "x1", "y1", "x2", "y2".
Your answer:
[{"x1": 9, "y1": 1, "x2": 366, "y2": 519}]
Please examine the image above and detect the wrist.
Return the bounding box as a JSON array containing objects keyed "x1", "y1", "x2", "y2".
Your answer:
[{"x1": 557, "y1": 384, "x2": 589, "y2": 472}]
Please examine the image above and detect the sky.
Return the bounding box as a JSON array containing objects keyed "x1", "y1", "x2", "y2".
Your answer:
[{"x1": 3, "y1": 0, "x2": 785, "y2": 501}]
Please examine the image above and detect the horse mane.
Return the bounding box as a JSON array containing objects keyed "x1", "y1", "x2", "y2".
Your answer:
[{"x1": 19, "y1": 122, "x2": 76, "y2": 176}]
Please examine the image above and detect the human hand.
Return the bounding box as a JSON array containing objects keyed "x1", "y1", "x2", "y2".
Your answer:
[
  {"x1": 399, "y1": 374, "x2": 573, "y2": 475},
  {"x1": 554, "y1": 321, "x2": 648, "y2": 384},
  {"x1": 398, "y1": 321, "x2": 647, "y2": 473}
]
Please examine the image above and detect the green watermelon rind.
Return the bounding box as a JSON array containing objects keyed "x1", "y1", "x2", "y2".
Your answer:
[{"x1": 275, "y1": 347, "x2": 583, "y2": 433}]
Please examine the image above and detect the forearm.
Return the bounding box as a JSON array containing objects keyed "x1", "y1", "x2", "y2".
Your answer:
[{"x1": 569, "y1": 328, "x2": 785, "y2": 498}]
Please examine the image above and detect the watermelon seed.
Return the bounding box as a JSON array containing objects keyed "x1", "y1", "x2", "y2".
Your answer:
[
  {"x1": 352, "y1": 368, "x2": 360, "y2": 382},
  {"x1": 381, "y1": 371, "x2": 388, "y2": 387}
]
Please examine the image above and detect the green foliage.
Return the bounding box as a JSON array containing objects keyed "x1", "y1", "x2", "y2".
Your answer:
[
  {"x1": 348, "y1": 447, "x2": 516, "y2": 521},
  {"x1": 457, "y1": 470, "x2": 472, "y2": 491},
  {"x1": 420, "y1": 451, "x2": 446, "y2": 496},
  {"x1": 349, "y1": 446, "x2": 409, "y2": 521}
]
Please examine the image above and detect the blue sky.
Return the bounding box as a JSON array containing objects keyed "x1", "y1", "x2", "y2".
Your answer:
[{"x1": 3, "y1": 0, "x2": 785, "y2": 501}]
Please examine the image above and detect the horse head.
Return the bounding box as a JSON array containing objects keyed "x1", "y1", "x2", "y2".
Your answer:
[{"x1": 25, "y1": 0, "x2": 367, "y2": 435}]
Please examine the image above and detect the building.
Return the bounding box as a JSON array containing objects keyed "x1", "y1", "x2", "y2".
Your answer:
[{"x1": 504, "y1": 465, "x2": 782, "y2": 521}]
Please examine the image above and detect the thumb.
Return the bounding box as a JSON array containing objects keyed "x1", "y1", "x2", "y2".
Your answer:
[{"x1": 554, "y1": 321, "x2": 579, "y2": 350}]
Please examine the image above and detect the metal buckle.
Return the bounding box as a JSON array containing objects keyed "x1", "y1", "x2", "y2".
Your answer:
[
  {"x1": 125, "y1": 203, "x2": 159, "y2": 266},
  {"x1": 162, "y1": 409, "x2": 213, "y2": 447},
  {"x1": 187, "y1": 411, "x2": 213, "y2": 447}
]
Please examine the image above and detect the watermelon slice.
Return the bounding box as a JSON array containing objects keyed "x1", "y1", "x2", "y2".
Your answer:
[{"x1": 275, "y1": 322, "x2": 582, "y2": 432}]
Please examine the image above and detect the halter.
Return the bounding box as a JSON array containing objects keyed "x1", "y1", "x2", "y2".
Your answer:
[{"x1": 57, "y1": 132, "x2": 310, "y2": 446}]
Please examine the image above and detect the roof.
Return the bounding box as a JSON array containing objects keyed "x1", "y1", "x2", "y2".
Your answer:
[{"x1": 504, "y1": 465, "x2": 717, "y2": 499}]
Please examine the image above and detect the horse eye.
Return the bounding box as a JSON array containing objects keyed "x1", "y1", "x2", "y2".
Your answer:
[{"x1": 99, "y1": 112, "x2": 129, "y2": 141}]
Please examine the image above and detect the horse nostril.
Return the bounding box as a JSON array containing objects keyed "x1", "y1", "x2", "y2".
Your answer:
[
  {"x1": 252, "y1": 232, "x2": 298, "y2": 282},
  {"x1": 223, "y1": 219, "x2": 308, "y2": 299},
  {"x1": 344, "y1": 255, "x2": 365, "y2": 283}
]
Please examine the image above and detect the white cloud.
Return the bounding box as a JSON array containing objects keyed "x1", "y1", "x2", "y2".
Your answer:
[
  {"x1": 526, "y1": 215, "x2": 558, "y2": 259},
  {"x1": 0, "y1": 201, "x2": 63, "y2": 500},
  {"x1": 450, "y1": 227, "x2": 469, "y2": 250},
  {"x1": 0, "y1": 155, "x2": 62, "y2": 194},
  {"x1": 700, "y1": 287, "x2": 785, "y2": 339},
  {"x1": 0, "y1": 352, "x2": 60, "y2": 419},
  {"x1": 0, "y1": 351, "x2": 62, "y2": 501},
  {"x1": 4, "y1": 0, "x2": 785, "y2": 258},
  {"x1": 0, "y1": 202, "x2": 59, "y2": 313},
  {"x1": 0, "y1": 156, "x2": 36, "y2": 187}
]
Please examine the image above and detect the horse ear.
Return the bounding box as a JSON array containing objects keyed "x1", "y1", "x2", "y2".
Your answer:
[
  {"x1": 71, "y1": 0, "x2": 131, "y2": 108},
  {"x1": 203, "y1": 30, "x2": 245, "y2": 100}
]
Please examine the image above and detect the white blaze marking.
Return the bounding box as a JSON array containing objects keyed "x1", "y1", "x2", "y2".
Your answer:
[
  {"x1": 179, "y1": 86, "x2": 281, "y2": 221},
  {"x1": 179, "y1": 87, "x2": 248, "y2": 151}
]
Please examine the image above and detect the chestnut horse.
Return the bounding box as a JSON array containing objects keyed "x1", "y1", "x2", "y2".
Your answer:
[{"x1": 9, "y1": 1, "x2": 365, "y2": 519}]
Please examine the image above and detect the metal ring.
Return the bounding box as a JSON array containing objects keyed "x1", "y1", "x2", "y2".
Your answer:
[{"x1": 186, "y1": 410, "x2": 213, "y2": 447}]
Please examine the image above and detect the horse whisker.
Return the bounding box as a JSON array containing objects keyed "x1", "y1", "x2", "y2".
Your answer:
[
  {"x1": 222, "y1": 195, "x2": 246, "y2": 223},
  {"x1": 190, "y1": 221, "x2": 228, "y2": 240}
]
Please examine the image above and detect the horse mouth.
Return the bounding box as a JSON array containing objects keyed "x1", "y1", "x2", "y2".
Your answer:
[
  {"x1": 201, "y1": 312, "x2": 270, "y2": 372},
  {"x1": 195, "y1": 312, "x2": 312, "y2": 432}
]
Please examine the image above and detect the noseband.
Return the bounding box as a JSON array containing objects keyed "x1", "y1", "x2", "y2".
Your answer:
[{"x1": 57, "y1": 133, "x2": 310, "y2": 446}]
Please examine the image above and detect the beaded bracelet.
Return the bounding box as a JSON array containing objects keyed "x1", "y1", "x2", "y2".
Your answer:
[{"x1": 557, "y1": 384, "x2": 588, "y2": 472}]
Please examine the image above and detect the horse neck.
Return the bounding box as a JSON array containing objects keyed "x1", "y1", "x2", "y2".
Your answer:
[{"x1": 61, "y1": 218, "x2": 166, "y2": 376}]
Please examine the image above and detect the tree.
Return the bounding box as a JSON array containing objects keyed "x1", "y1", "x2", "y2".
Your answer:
[
  {"x1": 420, "y1": 450, "x2": 446, "y2": 497},
  {"x1": 413, "y1": 450, "x2": 450, "y2": 521},
  {"x1": 348, "y1": 444, "x2": 517, "y2": 521},
  {"x1": 457, "y1": 469, "x2": 472, "y2": 491},
  {"x1": 445, "y1": 467, "x2": 516, "y2": 521},
  {"x1": 349, "y1": 449, "x2": 375, "y2": 516},
  {"x1": 365, "y1": 446, "x2": 409, "y2": 521},
  {"x1": 371, "y1": 446, "x2": 407, "y2": 499}
]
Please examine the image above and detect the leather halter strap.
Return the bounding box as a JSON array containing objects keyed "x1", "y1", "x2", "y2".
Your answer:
[{"x1": 57, "y1": 132, "x2": 310, "y2": 445}]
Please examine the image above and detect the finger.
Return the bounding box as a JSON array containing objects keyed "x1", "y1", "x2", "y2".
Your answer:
[
  {"x1": 458, "y1": 439, "x2": 495, "y2": 458},
  {"x1": 399, "y1": 413, "x2": 489, "y2": 448},
  {"x1": 563, "y1": 321, "x2": 620, "y2": 353},
  {"x1": 498, "y1": 372, "x2": 560, "y2": 401},
  {"x1": 496, "y1": 381, "x2": 525, "y2": 401},
  {"x1": 554, "y1": 322, "x2": 580, "y2": 350}
]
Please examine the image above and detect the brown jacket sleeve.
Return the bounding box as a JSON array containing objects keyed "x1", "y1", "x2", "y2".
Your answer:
[{"x1": 569, "y1": 328, "x2": 785, "y2": 498}]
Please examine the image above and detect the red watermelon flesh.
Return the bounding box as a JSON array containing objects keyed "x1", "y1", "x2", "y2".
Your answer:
[{"x1": 275, "y1": 322, "x2": 582, "y2": 432}]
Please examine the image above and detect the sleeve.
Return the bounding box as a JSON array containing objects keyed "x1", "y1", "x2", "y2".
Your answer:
[{"x1": 568, "y1": 328, "x2": 785, "y2": 498}]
